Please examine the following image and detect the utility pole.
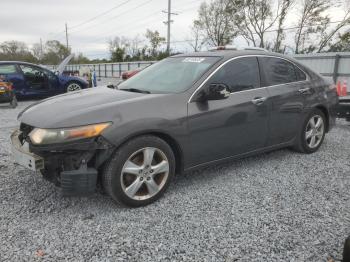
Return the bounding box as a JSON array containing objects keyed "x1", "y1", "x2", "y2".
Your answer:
[
  {"x1": 163, "y1": 0, "x2": 177, "y2": 54},
  {"x1": 65, "y1": 23, "x2": 69, "y2": 49},
  {"x1": 40, "y1": 38, "x2": 43, "y2": 61}
]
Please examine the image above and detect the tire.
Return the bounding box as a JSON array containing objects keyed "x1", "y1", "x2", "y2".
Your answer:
[
  {"x1": 66, "y1": 82, "x2": 83, "y2": 92},
  {"x1": 343, "y1": 236, "x2": 350, "y2": 262},
  {"x1": 102, "y1": 135, "x2": 175, "y2": 207},
  {"x1": 10, "y1": 96, "x2": 17, "y2": 108},
  {"x1": 293, "y1": 108, "x2": 326, "y2": 153}
]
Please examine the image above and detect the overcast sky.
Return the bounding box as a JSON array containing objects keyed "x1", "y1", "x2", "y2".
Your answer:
[
  {"x1": 0, "y1": 0, "x2": 209, "y2": 58},
  {"x1": 0, "y1": 0, "x2": 347, "y2": 59}
]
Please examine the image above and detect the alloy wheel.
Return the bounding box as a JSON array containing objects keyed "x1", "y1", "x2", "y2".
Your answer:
[
  {"x1": 120, "y1": 147, "x2": 170, "y2": 201},
  {"x1": 305, "y1": 115, "x2": 324, "y2": 149},
  {"x1": 67, "y1": 83, "x2": 82, "y2": 92}
]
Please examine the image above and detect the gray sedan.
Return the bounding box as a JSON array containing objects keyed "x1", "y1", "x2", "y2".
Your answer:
[{"x1": 11, "y1": 49, "x2": 338, "y2": 207}]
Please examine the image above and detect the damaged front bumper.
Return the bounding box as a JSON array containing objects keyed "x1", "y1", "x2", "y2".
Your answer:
[
  {"x1": 11, "y1": 126, "x2": 115, "y2": 195},
  {"x1": 11, "y1": 129, "x2": 44, "y2": 171}
]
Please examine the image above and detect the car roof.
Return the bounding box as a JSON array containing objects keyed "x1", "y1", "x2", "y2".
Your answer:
[
  {"x1": 172, "y1": 50, "x2": 295, "y2": 62},
  {"x1": 0, "y1": 61, "x2": 50, "y2": 70},
  {"x1": 0, "y1": 61, "x2": 46, "y2": 67}
]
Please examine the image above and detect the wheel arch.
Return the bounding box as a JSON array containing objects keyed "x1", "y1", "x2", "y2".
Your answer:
[
  {"x1": 314, "y1": 105, "x2": 330, "y2": 132},
  {"x1": 113, "y1": 131, "x2": 184, "y2": 175}
]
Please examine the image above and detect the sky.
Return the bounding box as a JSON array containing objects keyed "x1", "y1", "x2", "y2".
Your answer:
[
  {"x1": 0, "y1": 0, "x2": 208, "y2": 59},
  {"x1": 0, "y1": 0, "x2": 347, "y2": 60}
]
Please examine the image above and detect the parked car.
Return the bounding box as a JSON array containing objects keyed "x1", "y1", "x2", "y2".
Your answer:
[
  {"x1": 0, "y1": 80, "x2": 17, "y2": 108},
  {"x1": 0, "y1": 56, "x2": 88, "y2": 98},
  {"x1": 11, "y1": 48, "x2": 338, "y2": 207},
  {"x1": 121, "y1": 67, "x2": 143, "y2": 80}
]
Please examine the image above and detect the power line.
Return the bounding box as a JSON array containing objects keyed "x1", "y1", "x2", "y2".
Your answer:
[
  {"x1": 170, "y1": 19, "x2": 349, "y2": 44},
  {"x1": 69, "y1": 0, "x2": 134, "y2": 30},
  {"x1": 72, "y1": 9, "x2": 164, "y2": 44},
  {"x1": 70, "y1": 0, "x2": 156, "y2": 34}
]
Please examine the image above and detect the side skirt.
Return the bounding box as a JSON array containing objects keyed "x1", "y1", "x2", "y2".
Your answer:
[{"x1": 184, "y1": 141, "x2": 294, "y2": 173}]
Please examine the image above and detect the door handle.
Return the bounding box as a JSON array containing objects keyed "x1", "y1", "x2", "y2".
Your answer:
[
  {"x1": 298, "y1": 87, "x2": 311, "y2": 94},
  {"x1": 251, "y1": 97, "x2": 267, "y2": 105}
]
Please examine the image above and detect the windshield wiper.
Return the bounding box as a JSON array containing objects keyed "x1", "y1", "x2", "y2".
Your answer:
[{"x1": 120, "y1": 88, "x2": 150, "y2": 94}]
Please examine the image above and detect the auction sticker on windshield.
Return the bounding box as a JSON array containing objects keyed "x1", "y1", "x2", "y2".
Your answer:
[{"x1": 182, "y1": 57, "x2": 206, "y2": 63}]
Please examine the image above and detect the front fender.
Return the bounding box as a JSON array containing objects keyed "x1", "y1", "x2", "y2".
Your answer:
[{"x1": 101, "y1": 117, "x2": 187, "y2": 148}]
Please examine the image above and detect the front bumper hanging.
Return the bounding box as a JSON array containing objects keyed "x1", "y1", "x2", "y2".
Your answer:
[{"x1": 11, "y1": 128, "x2": 114, "y2": 196}]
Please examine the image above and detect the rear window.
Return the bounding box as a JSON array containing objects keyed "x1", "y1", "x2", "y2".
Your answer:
[
  {"x1": 295, "y1": 65, "x2": 307, "y2": 81},
  {"x1": 259, "y1": 57, "x2": 298, "y2": 86},
  {"x1": 0, "y1": 64, "x2": 17, "y2": 74}
]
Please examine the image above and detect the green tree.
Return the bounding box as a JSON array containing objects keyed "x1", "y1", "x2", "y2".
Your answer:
[
  {"x1": 196, "y1": 0, "x2": 239, "y2": 46},
  {"x1": 145, "y1": 29, "x2": 166, "y2": 57},
  {"x1": 72, "y1": 53, "x2": 90, "y2": 64},
  {"x1": 41, "y1": 40, "x2": 71, "y2": 64},
  {"x1": 328, "y1": 32, "x2": 350, "y2": 51},
  {"x1": 108, "y1": 36, "x2": 128, "y2": 62},
  {"x1": 0, "y1": 41, "x2": 37, "y2": 62}
]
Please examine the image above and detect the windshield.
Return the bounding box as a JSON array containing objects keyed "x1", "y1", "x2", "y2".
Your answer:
[{"x1": 118, "y1": 56, "x2": 220, "y2": 93}]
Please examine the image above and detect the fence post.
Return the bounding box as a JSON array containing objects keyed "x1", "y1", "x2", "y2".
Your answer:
[
  {"x1": 105, "y1": 64, "x2": 107, "y2": 77},
  {"x1": 119, "y1": 63, "x2": 122, "y2": 77},
  {"x1": 128, "y1": 63, "x2": 130, "y2": 71},
  {"x1": 111, "y1": 64, "x2": 114, "y2": 77},
  {"x1": 333, "y1": 54, "x2": 340, "y2": 83},
  {"x1": 98, "y1": 64, "x2": 101, "y2": 78}
]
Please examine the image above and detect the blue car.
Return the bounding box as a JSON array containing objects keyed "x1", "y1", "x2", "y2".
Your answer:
[{"x1": 0, "y1": 56, "x2": 89, "y2": 98}]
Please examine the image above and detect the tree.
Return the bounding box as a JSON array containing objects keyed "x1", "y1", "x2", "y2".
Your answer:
[
  {"x1": 294, "y1": 0, "x2": 330, "y2": 53},
  {"x1": 234, "y1": 0, "x2": 290, "y2": 48},
  {"x1": 328, "y1": 32, "x2": 350, "y2": 51},
  {"x1": 31, "y1": 43, "x2": 43, "y2": 61},
  {"x1": 42, "y1": 40, "x2": 71, "y2": 64},
  {"x1": 317, "y1": 7, "x2": 350, "y2": 52},
  {"x1": 0, "y1": 41, "x2": 37, "y2": 62},
  {"x1": 187, "y1": 20, "x2": 206, "y2": 52},
  {"x1": 196, "y1": 0, "x2": 239, "y2": 46},
  {"x1": 145, "y1": 29, "x2": 166, "y2": 56},
  {"x1": 294, "y1": 0, "x2": 350, "y2": 53},
  {"x1": 72, "y1": 53, "x2": 90, "y2": 64},
  {"x1": 274, "y1": 0, "x2": 294, "y2": 52},
  {"x1": 108, "y1": 36, "x2": 128, "y2": 62}
]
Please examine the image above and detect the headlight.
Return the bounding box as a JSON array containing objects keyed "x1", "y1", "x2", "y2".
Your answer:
[{"x1": 29, "y1": 122, "x2": 111, "y2": 145}]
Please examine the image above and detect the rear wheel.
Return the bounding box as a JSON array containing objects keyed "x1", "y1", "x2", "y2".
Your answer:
[
  {"x1": 293, "y1": 109, "x2": 326, "y2": 153},
  {"x1": 102, "y1": 135, "x2": 175, "y2": 207},
  {"x1": 66, "y1": 82, "x2": 82, "y2": 92}
]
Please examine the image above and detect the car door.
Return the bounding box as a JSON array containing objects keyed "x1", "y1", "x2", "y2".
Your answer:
[
  {"x1": 44, "y1": 69, "x2": 61, "y2": 95},
  {"x1": 18, "y1": 64, "x2": 54, "y2": 97},
  {"x1": 258, "y1": 56, "x2": 308, "y2": 146},
  {"x1": 187, "y1": 56, "x2": 270, "y2": 166}
]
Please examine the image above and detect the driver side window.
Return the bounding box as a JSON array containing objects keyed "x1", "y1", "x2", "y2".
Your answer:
[
  {"x1": 20, "y1": 65, "x2": 48, "y2": 90},
  {"x1": 208, "y1": 57, "x2": 260, "y2": 93}
]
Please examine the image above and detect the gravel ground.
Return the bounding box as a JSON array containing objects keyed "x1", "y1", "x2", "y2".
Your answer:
[{"x1": 0, "y1": 101, "x2": 349, "y2": 262}]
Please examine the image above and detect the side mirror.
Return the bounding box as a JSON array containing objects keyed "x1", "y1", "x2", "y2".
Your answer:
[{"x1": 196, "y1": 83, "x2": 230, "y2": 102}]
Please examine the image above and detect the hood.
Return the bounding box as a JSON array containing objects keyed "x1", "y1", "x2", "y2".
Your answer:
[
  {"x1": 59, "y1": 74, "x2": 88, "y2": 84},
  {"x1": 19, "y1": 87, "x2": 162, "y2": 128},
  {"x1": 56, "y1": 54, "x2": 74, "y2": 75}
]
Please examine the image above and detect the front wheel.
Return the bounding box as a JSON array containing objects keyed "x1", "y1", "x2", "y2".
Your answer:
[
  {"x1": 293, "y1": 109, "x2": 326, "y2": 153},
  {"x1": 66, "y1": 82, "x2": 82, "y2": 92},
  {"x1": 102, "y1": 135, "x2": 175, "y2": 207}
]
